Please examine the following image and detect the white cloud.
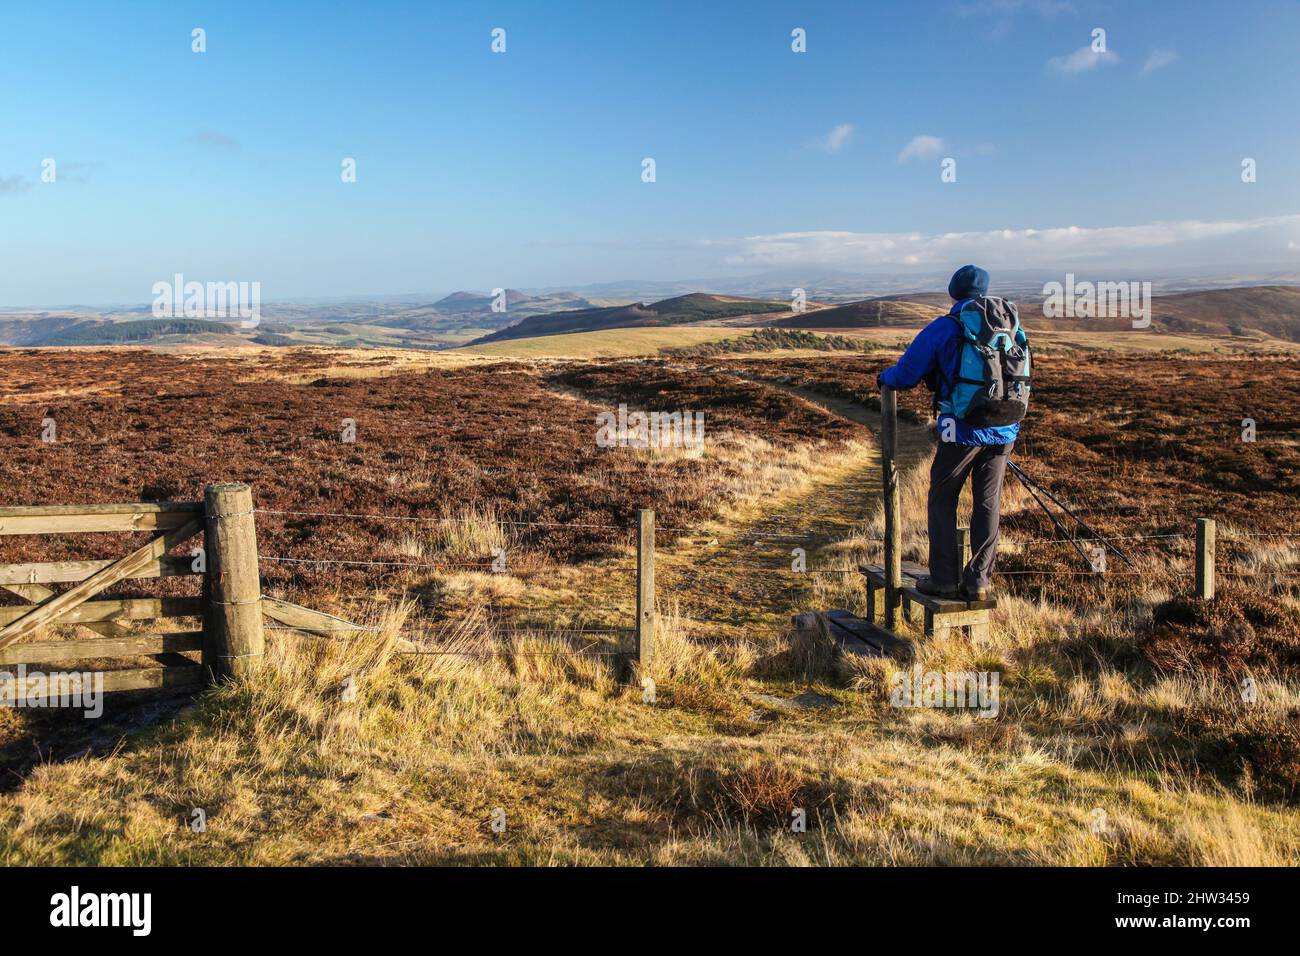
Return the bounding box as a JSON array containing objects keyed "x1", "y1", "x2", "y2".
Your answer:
[
  {"x1": 898, "y1": 135, "x2": 945, "y2": 163},
  {"x1": 706, "y1": 215, "x2": 1300, "y2": 271},
  {"x1": 1046, "y1": 45, "x2": 1119, "y2": 74},
  {"x1": 817, "y1": 123, "x2": 855, "y2": 153},
  {"x1": 1142, "y1": 48, "x2": 1177, "y2": 73}
]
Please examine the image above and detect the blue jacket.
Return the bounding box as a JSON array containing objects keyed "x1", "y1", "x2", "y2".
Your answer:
[{"x1": 878, "y1": 300, "x2": 1021, "y2": 446}]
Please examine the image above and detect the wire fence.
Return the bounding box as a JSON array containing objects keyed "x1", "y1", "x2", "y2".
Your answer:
[
  {"x1": 249, "y1": 504, "x2": 1297, "y2": 582},
  {"x1": 244, "y1": 503, "x2": 1300, "y2": 661}
]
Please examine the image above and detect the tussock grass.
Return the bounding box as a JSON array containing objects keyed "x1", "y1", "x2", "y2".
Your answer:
[{"x1": 1, "y1": 598, "x2": 1296, "y2": 865}]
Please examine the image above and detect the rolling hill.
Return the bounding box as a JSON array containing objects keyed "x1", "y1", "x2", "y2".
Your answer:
[
  {"x1": 355, "y1": 289, "x2": 600, "y2": 336},
  {"x1": 468, "y1": 293, "x2": 791, "y2": 344},
  {"x1": 774, "y1": 285, "x2": 1300, "y2": 342},
  {"x1": 773, "y1": 293, "x2": 950, "y2": 329},
  {"x1": 39, "y1": 318, "x2": 244, "y2": 346},
  {"x1": 1141, "y1": 285, "x2": 1300, "y2": 340}
]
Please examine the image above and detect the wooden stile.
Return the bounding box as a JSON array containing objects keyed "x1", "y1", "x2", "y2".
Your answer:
[{"x1": 956, "y1": 526, "x2": 971, "y2": 584}]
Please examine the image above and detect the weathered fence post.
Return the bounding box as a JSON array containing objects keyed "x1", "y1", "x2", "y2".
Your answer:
[
  {"x1": 881, "y1": 386, "x2": 902, "y2": 630},
  {"x1": 203, "y1": 482, "x2": 265, "y2": 680},
  {"x1": 955, "y1": 526, "x2": 971, "y2": 585},
  {"x1": 635, "y1": 508, "x2": 655, "y2": 671},
  {"x1": 1195, "y1": 517, "x2": 1215, "y2": 601}
]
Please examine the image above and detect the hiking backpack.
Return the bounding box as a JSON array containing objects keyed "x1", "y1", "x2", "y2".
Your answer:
[{"x1": 940, "y1": 296, "x2": 1031, "y2": 428}]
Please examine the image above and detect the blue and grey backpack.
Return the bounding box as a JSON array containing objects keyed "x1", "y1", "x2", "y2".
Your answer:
[{"x1": 938, "y1": 296, "x2": 1031, "y2": 427}]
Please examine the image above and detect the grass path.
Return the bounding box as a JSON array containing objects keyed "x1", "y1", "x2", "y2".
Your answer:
[{"x1": 653, "y1": 381, "x2": 933, "y2": 641}]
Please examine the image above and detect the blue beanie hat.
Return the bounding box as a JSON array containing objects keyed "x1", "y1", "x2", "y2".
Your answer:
[{"x1": 948, "y1": 264, "x2": 989, "y2": 300}]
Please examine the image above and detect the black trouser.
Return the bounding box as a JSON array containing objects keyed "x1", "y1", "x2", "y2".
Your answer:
[{"x1": 927, "y1": 441, "x2": 1013, "y2": 589}]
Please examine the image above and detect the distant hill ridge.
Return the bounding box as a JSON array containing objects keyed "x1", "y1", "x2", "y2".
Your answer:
[
  {"x1": 3, "y1": 284, "x2": 1299, "y2": 349},
  {"x1": 773, "y1": 293, "x2": 950, "y2": 329},
  {"x1": 469, "y1": 293, "x2": 790, "y2": 344},
  {"x1": 43, "y1": 318, "x2": 240, "y2": 346},
  {"x1": 773, "y1": 285, "x2": 1300, "y2": 342}
]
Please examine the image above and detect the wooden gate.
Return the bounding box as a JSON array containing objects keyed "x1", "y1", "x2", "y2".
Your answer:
[{"x1": 0, "y1": 483, "x2": 266, "y2": 705}]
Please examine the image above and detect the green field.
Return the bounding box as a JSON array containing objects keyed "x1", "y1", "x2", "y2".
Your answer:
[{"x1": 459, "y1": 325, "x2": 743, "y2": 358}]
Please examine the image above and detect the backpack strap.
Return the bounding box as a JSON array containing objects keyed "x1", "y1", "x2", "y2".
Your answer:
[{"x1": 936, "y1": 305, "x2": 967, "y2": 404}]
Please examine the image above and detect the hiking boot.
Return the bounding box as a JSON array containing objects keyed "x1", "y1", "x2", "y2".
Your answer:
[
  {"x1": 962, "y1": 583, "x2": 993, "y2": 602},
  {"x1": 915, "y1": 576, "x2": 960, "y2": 599}
]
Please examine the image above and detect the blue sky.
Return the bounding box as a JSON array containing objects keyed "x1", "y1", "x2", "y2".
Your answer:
[{"x1": 1, "y1": 0, "x2": 1298, "y2": 304}]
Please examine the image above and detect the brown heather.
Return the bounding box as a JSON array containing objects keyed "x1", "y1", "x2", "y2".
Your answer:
[{"x1": 0, "y1": 342, "x2": 1296, "y2": 865}]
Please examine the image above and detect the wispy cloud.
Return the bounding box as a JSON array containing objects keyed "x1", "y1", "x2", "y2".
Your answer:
[
  {"x1": 706, "y1": 215, "x2": 1300, "y2": 271},
  {"x1": 1046, "y1": 45, "x2": 1119, "y2": 74},
  {"x1": 58, "y1": 161, "x2": 101, "y2": 184},
  {"x1": 1142, "y1": 48, "x2": 1177, "y2": 74},
  {"x1": 898, "y1": 135, "x2": 945, "y2": 163},
  {"x1": 193, "y1": 130, "x2": 241, "y2": 151},
  {"x1": 0, "y1": 174, "x2": 32, "y2": 195},
  {"x1": 816, "y1": 123, "x2": 855, "y2": 153},
  {"x1": 954, "y1": 0, "x2": 1074, "y2": 17},
  {"x1": 954, "y1": 0, "x2": 1075, "y2": 39}
]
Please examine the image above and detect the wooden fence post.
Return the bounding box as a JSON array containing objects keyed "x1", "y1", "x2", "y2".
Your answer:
[
  {"x1": 955, "y1": 526, "x2": 971, "y2": 585},
  {"x1": 881, "y1": 386, "x2": 902, "y2": 630},
  {"x1": 204, "y1": 483, "x2": 265, "y2": 680},
  {"x1": 636, "y1": 508, "x2": 655, "y2": 671},
  {"x1": 1195, "y1": 517, "x2": 1215, "y2": 601}
]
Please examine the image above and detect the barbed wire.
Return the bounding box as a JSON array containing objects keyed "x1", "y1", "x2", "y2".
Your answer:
[
  {"x1": 992, "y1": 569, "x2": 1144, "y2": 577},
  {"x1": 250, "y1": 507, "x2": 1296, "y2": 548},
  {"x1": 258, "y1": 553, "x2": 636, "y2": 572},
  {"x1": 252, "y1": 507, "x2": 712, "y2": 535},
  {"x1": 261, "y1": 554, "x2": 495, "y2": 569},
  {"x1": 257, "y1": 548, "x2": 1300, "y2": 581},
  {"x1": 269, "y1": 625, "x2": 628, "y2": 658},
  {"x1": 1218, "y1": 571, "x2": 1300, "y2": 578},
  {"x1": 265, "y1": 624, "x2": 632, "y2": 635}
]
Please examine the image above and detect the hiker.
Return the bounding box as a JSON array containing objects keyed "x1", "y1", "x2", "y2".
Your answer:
[{"x1": 876, "y1": 265, "x2": 1031, "y2": 602}]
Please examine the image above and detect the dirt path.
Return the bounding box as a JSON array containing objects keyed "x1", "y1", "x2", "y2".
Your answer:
[{"x1": 655, "y1": 379, "x2": 933, "y2": 640}]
